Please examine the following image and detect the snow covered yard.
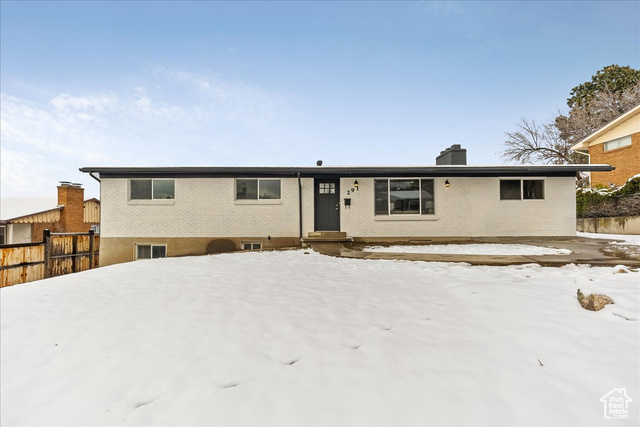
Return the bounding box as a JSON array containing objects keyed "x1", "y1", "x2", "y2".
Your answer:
[
  {"x1": 1, "y1": 250, "x2": 638, "y2": 426},
  {"x1": 363, "y1": 243, "x2": 572, "y2": 255}
]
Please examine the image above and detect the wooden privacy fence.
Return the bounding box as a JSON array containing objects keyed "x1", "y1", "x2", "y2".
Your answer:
[{"x1": 0, "y1": 230, "x2": 99, "y2": 288}]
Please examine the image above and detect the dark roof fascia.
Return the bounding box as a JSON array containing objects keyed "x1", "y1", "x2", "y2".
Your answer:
[{"x1": 80, "y1": 165, "x2": 614, "y2": 179}]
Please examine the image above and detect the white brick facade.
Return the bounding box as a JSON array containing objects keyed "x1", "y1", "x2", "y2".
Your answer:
[
  {"x1": 101, "y1": 178, "x2": 316, "y2": 238},
  {"x1": 101, "y1": 175, "x2": 576, "y2": 239},
  {"x1": 339, "y1": 177, "x2": 576, "y2": 237}
]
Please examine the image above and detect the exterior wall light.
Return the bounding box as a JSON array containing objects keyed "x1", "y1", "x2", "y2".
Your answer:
[
  {"x1": 354, "y1": 180, "x2": 359, "y2": 190},
  {"x1": 445, "y1": 179, "x2": 450, "y2": 187}
]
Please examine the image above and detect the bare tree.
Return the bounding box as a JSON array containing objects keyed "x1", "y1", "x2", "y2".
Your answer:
[
  {"x1": 501, "y1": 119, "x2": 586, "y2": 165},
  {"x1": 556, "y1": 82, "x2": 640, "y2": 146}
]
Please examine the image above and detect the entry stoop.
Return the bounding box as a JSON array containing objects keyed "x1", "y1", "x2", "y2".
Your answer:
[{"x1": 302, "y1": 232, "x2": 354, "y2": 248}]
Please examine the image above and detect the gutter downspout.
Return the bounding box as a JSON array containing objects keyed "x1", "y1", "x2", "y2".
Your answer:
[
  {"x1": 88, "y1": 172, "x2": 101, "y2": 183},
  {"x1": 297, "y1": 172, "x2": 303, "y2": 246}
]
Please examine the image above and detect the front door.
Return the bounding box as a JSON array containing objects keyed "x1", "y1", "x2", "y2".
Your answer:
[{"x1": 315, "y1": 179, "x2": 340, "y2": 231}]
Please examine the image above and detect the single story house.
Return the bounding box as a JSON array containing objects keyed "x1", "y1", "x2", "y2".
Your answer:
[
  {"x1": 570, "y1": 103, "x2": 640, "y2": 187},
  {"x1": 0, "y1": 183, "x2": 100, "y2": 245},
  {"x1": 81, "y1": 146, "x2": 612, "y2": 266}
]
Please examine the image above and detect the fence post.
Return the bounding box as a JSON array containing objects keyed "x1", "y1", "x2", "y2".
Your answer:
[
  {"x1": 89, "y1": 229, "x2": 95, "y2": 270},
  {"x1": 43, "y1": 229, "x2": 51, "y2": 279},
  {"x1": 72, "y1": 234, "x2": 78, "y2": 273}
]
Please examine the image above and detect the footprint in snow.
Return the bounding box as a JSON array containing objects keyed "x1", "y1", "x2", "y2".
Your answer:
[{"x1": 282, "y1": 357, "x2": 301, "y2": 366}]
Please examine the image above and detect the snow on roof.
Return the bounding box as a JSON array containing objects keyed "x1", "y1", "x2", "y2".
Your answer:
[{"x1": 0, "y1": 198, "x2": 58, "y2": 221}]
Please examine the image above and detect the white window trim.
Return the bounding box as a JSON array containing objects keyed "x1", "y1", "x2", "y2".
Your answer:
[
  {"x1": 603, "y1": 135, "x2": 632, "y2": 152},
  {"x1": 234, "y1": 178, "x2": 283, "y2": 204},
  {"x1": 135, "y1": 243, "x2": 167, "y2": 260},
  {"x1": 499, "y1": 178, "x2": 546, "y2": 201},
  {"x1": 241, "y1": 241, "x2": 263, "y2": 250},
  {"x1": 373, "y1": 177, "x2": 437, "y2": 219},
  {"x1": 129, "y1": 179, "x2": 176, "y2": 202}
]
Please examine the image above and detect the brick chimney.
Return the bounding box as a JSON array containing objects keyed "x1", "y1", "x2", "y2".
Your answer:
[
  {"x1": 57, "y1": 182, "x2": 86, "y2": 232},
  {"x1": 436, "y1": 144, "x2": 467, "y2": 165}
]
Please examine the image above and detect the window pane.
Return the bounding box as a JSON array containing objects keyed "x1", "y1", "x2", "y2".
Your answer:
[
  {"x1": 390, "y1": 179, "x2": 420, "y2": 214},
  {"x1": 137, "y1": 245, "x2": 151, "y2": 259},
  {"x1": 500, "y1": 180, "x2": 521, "y2": 200},
  {"x1": 0, "y1": 226, "x2": 5, "y2": 245},
  {"x1": 152, "y1": 246, "x2": 166, "y2": 258},
  {"x1": 374, "y1": 180, "x2": 389, "y2": 215},
  {"x1": 259, "y1": 180, "x2": 281, "y2": 199},
  {"x1": 236, "y1": 179, "x2": 257, "y2": 199},
  {"x1": 523, "y1": 180, "x2": 544, "y2": 199},
  {"x1": 243, "y1": 243, "x2": 252, "y2": 250},
  {"x1": 153, "y1": 180, "x2": 175, "y2": 199},
  {"x1": 131, "y1": 180, "x2": 152, "y2": 200},
  {"x1": 421, "y1": 179, "x2": 435, "y2": 214},
  {"x1": 252, "y1": 243, "x2": 261, "y2": 250}
]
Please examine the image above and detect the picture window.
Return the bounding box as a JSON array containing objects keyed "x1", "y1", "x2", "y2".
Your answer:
[{"x1": 374, "y1": 179, "x2": 435, "y2": 215}]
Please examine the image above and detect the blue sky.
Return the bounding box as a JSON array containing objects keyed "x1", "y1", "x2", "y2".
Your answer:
[{"x1": 1, "y1": 1, "x2": 638, "y2": 199}]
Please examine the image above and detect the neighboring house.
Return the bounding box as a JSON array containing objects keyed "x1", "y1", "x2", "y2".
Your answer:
[
  {"x1": 0, "y1": 183, "x2": 100, "y2": 245},
  {"x1": 570, "y1": 104, "x2": 640, "y2": 187},
  {"x1": 80, "y1": 146, "x2": 612, "y2": 266}
]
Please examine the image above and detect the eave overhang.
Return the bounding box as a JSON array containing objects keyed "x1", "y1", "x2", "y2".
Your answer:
[
  {"x1": 80, "y1": 164, "x2": 614, "y2": 179},
  {"x1": 570, "y1": 103, "x2": 640, "y2": 151}
]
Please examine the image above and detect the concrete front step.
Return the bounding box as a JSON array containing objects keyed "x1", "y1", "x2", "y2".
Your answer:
[
  {"x1": 307, "y1": 231, "x2": 347, "y2": 238},
  {"x1": 301, "y1": 232, "x2": 354, "y2": 248}
]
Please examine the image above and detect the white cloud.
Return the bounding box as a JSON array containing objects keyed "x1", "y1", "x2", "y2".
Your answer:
[
  {"x1": 1, "y1": 71, "x2": 298, "y2": 198},
  {"x1": 49, "y1": 93, "x2": 117, "y2": 112}
]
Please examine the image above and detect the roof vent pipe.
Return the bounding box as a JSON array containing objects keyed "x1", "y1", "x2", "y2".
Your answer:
[{"x1": 316, "y1": 160, "x2": 323, "y2": 166}]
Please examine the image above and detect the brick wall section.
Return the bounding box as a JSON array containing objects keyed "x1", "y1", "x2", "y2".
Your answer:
[
  {"x1": 103, "y1": 176, "x2": 577, "y2": 240},
  {"x1": 589, "y1": 132, "x2": 640, "y2": 187},
  {"x1": 340, "y1": 177, "x2": 576, "y2": 237},
  {"x1": 57, "y1": 185, "x2": 88, "y2": 233}
]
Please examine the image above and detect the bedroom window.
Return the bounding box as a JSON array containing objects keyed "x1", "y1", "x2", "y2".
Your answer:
[
  {"x1": 130, "y1": 179, "x2": 175, "y2": 200},
  {"x1": 374, "y1": 179, "x2": 435, "y2": 215},
  {"x1": 500, "y1": 179, "x2": 544, "y2": 200},
  {"x1": 236, "y1": 179, "x2": 281, "y2": 200},
  {"x1": 603, "y1": 135, "x2": 631, "y2": 151},
  {"x1": 136, "y1": 244, "x2": 166, "y2": 259}
]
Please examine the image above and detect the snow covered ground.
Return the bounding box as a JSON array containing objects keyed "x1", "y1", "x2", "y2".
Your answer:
[
  {"x1": 578, "y1": 231, "x2": 640, "y2": 246},
  {"x1": 363, "y1": 243, "x2": 572, "y2": 255},
  {"x1": 1, "y1": 250, "x2": 638, "y2": 426}
]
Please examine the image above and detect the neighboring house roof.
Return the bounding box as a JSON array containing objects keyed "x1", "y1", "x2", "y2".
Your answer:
[
  {"x1": 80, "y1": 164, "x2": 613, "y2": 179},
  {"x1": 0, "y1": 198, "x2": 59, "y2": 222},
  {"x1": 0, "y1": 198, "x2": 100, "y2": 223},
  {"x1": 570, "y1": 103, "x2": 640, "y2": 151}
]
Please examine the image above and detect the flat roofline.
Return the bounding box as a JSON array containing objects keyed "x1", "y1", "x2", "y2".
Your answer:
[{"x1": 80, "y1": 164, "x2": 614, "y2": 179}]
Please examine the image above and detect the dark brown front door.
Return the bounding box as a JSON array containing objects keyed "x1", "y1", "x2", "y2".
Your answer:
[{"x1": 314, "y1": 179, "x2": 340, "y2": 231}]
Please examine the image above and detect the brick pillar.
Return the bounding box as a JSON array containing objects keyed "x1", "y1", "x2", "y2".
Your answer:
[{"x1": 57, "y1": 184, "x2": 87, "y2": 233}]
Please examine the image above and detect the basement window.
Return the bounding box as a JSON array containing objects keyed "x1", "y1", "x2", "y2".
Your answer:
[
  {"x1": 136, "y1": 244, "x2": 167, "y2": 260},
  {"x1": 603, "y1": 135, "x2": 631, "y2": 151},
  {"x1": 130, "y1": 179, "x2": 175, "y2": 200},
  {"x1": 500, "y1": 179, "x2": 545, "y2": 200},
  {"x1": 241, "y1": 242, "x2": 262, "y2": 250}
]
